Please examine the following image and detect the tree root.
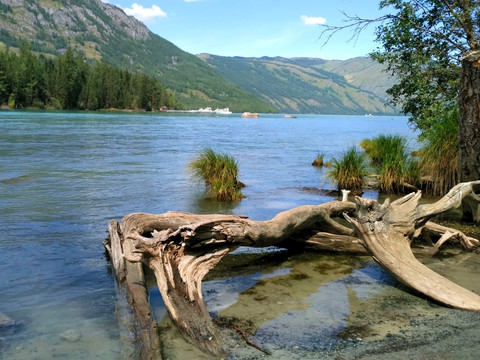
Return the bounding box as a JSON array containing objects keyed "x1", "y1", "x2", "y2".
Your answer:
[{"x1": 104, "y1": 181, "x2": 480, "y2": 357}]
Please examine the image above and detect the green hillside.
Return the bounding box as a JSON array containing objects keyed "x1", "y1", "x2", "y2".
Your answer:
[
  {"x1": 318, "y1": 57, "x2": 395, "y2": 104},
  {"x1": 198, "y1": 55, "x2": 398, "y2": 115},
  {"x1": 0, "y1": 0, "x2": 276, "y2": 113},
  {"x1": 0, "y1": 0, "x2": 397, "y2": 115}
]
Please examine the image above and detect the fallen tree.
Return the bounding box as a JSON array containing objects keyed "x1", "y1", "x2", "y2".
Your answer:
[{"x1": 104, "y1": 180, "x2": 480, "y2": 357}]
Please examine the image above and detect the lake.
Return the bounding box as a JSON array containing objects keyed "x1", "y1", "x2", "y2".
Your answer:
[{"x1": 1, "y1": 111, "x2": 479, "y2": 360}]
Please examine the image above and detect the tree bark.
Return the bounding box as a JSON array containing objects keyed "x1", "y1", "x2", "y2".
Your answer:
[{"x1": 458, "y1": 49, "x2": 480, "y2": 182}]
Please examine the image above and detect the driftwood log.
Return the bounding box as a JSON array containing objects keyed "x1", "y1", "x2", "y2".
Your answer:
[
  {"x1": 104, "y1": 181, "x2": 480, "y2": 357},
  {"x1": 105, "y1": 221, "x2": 162, "y2": 360}
]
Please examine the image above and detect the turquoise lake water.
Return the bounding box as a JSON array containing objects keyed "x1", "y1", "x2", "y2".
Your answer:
[{"x1": 1, "y1": 111, "x2": 479, "y2": 359}]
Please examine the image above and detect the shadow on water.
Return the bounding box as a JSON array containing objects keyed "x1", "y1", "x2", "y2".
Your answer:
[{"x1": 190, "y1": 192, "x2": 242, "y2": 215}]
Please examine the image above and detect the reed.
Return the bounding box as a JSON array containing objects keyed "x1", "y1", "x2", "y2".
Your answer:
[
  {"x1": 418, "y1": 107, "x2": 458, "y2": 196},
  {"x1": 327, "y1": 146, "x2": 367, "y2": 193},
  {"x1": 189, "y1": 147, "x2": 244, "y2": 201},
  {"x1": 361, "y1": 134, "x2": 418, "y2": 193}
]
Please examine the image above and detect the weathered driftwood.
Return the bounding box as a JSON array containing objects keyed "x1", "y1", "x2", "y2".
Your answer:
[
  {"x1": 415, "y1": 221, "x2": 480, "y2": 251},
  {"x1": 105, "y1": 220, "x2": 162, "y2": 360},
  {"x1": 108, "y1": 201, "x2": 357, "y2": 356},
  {"x1": 104, "y1": 181, "x2": 480, "y2": 356},
  {"x1": 345, "y1": 181, "x2": 480, "y2": 311}
]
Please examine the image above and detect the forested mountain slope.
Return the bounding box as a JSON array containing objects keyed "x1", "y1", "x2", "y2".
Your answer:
[
  {"x1": 0, "y1": 0, "x2": 396, "y2": 114},
  {"x1": 198, "y1": 55, "x2": 398, "y2": 115},
  {"x1": 0, "y1": 0, "x2": 275, "y2": 112}
]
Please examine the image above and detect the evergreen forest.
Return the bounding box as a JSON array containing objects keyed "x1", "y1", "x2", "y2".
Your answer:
[{"x1": 0, "y1": 45, "x2": 183, "y2": 111}]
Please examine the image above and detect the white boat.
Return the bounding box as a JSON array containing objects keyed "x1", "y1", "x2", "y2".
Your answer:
[
  {"x1": 214, "y1": 107, "x2": 232, "y2": 115},
  {"x1": 198, "y1": 107, "x2": 214, "y2": 113}
]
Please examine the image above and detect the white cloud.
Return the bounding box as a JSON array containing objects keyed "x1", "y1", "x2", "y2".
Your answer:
[
  {"x1": 123, "y1": 3, "x2": 167, "y2": 24},
  {"x1": 301, "y1": 15, "x2": 326, "y2": 26}
]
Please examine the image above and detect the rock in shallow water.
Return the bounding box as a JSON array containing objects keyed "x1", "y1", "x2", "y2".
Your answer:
[{"x1": 59, "y1": 329, "x2": 81, "y2": 342}]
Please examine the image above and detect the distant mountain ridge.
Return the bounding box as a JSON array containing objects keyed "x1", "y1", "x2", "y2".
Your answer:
[
  {"x1": 0, "y1": 0, "x2": 396, "y2": 114},
  {"x1": 0, "y1": 0, "x2": 275, "y2": 112},
  {"x1": 197, "y1": 55, "x2": 398, "y2": 115}
]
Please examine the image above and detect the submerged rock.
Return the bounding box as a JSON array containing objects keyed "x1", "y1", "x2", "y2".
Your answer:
[
  {"x1": 0, "y1": 312, "x2": 17, "y2": 336},
  {"x1": 59, "y1": 329, "x2": 81, "y2": 342}
]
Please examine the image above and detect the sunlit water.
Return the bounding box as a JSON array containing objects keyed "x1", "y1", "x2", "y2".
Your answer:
[{"x1": 1, "y1": 111, "x2": 479, "y2": 359}]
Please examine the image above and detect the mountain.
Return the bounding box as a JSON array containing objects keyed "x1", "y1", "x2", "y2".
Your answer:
[
  {"x1": 0, "y1": 0, "x2": 396, "y2": 115},
  {"x1": 0, "y1": 0, "x2": 276, "y2": 113},
  {"x1": 197, "y1": 55, "x2": 398, "y2": 115}
]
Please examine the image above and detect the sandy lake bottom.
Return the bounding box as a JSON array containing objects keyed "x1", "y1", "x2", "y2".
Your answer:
[{"x1": 151, "y1": 248, "x2": 480, "y2": 360}]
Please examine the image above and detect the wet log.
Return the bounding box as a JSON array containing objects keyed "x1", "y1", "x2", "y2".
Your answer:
[
  {"x1": 105, "y1": 220, "x2": 162, "y2": 360},
  {"x1": 344, "y1": 181, "x2": 480, "y2": 311}
]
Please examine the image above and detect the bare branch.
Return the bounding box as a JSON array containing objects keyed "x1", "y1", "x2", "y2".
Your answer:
[{"x1": 318, "y1": 12, "x2": 390, "y2": 47}]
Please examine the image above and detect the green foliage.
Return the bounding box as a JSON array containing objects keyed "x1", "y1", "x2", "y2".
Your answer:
[
  {"x1": 418, "y1": 106, "x2": 459, "y2": 196},
  {"x1": 0, "y1": 46, "x2": 182, "y2": 110},
  {"x1": 359, "y1": 110, "x2": 459, "y2": 197},
  {"x1": 360, "y1": 134, "x2": 418, "y2": 193},
  {"x1": 0, "y1": 3, "x2": 12, "y2": 13},
  {"x1": 327, "y1": 147, "x2": 367, "y2": 193},
  {"x1": 189, "y1": 148, "x2": 244, "y2": 201},
  {"x1": 0, "y1": 29, "x2": 20, "y2": 48},
  {"x1": 368, "y1": 1, "x2": 480, "y2": 182},
  {"x1": 371, "y1": 0, "x2": 475, "y2": 135}
]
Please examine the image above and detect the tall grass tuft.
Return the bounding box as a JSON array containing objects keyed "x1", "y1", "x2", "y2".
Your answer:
[
  {"x1": 418, "y1": 107, "x2": 458, "y2": 196},
  {"x1": 189, "y1": 147, "x2": 244, "y2": 201},
  {"x1": 361, "y1": 134, "x2": 418, "y2": 193},
  {"x1": 327, "y1": 146, "x2": 367, "y2": 193}
]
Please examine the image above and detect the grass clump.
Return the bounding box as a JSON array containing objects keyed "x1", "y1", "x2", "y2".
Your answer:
[
  {"x1": 189, "y1": 147, "x2": 244, "y2": 201},
  {"x1": 312, "y1": 152, "x2": 325, "y2": 167},
  {"x1": 417, "y1": 106, "x2": 458, "y2": 196},
  {"x1": 360, "y1": 135, "x2": 418, "y2": 193},
  {"x1": 327, "y1": 146, "x2": 367, "y2": 194}
]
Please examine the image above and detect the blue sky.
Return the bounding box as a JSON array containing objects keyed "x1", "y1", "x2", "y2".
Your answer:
[{"x1": 104, "y1": 0, "x2": 385, "y2": 60}]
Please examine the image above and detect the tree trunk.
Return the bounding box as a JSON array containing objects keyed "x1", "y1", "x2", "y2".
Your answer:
[{"x1": 458, "y1": 49, "x2": 480, "y2": 182}]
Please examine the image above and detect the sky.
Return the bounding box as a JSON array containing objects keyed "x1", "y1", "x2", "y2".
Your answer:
[{"x1": 103, "y1": 0, "x2": 386, "y2": 60}]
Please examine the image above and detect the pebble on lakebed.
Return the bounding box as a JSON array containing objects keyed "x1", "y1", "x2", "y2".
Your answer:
[{"x1": 59, "y1": 329, "x2": 81, "y2": 342}]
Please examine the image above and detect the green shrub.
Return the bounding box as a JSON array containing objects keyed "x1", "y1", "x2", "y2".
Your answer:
[
  {"x1": 327, "y1": 146, "x2": 367, "y2": 193},
  {"x1": 418, "y1": 106, "x2": 458, "y2": 196},
  {"x1": 361, "y1": 134, "x2": 418, "y2": 193},
  {"x1": 189, "y1": 147, "x2": 244, "y2": 201}
]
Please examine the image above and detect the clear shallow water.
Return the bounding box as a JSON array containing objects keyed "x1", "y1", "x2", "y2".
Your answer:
[{"x1": 1, "y1": 111, "x2": 478, "y2": 359}]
